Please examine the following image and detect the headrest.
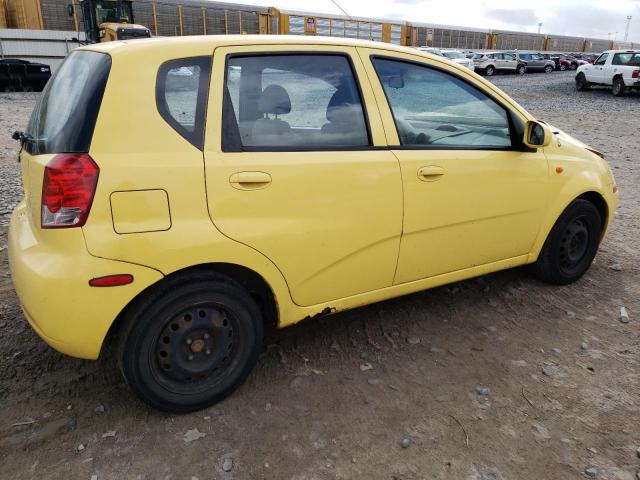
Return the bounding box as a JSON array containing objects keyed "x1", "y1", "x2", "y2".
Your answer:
[
  {"x1": 258, "y1": 85, "x2": 291, "y2": 115},
  {"x1": 326, "y1": 89, "x2": 359, "y2": 123}
]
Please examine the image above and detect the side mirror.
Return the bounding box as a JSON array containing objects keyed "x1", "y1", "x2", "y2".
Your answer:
[
  {"x1": 67, "y1": 4, "x2": 74, "y2": 17},
  {"x1": 523, "y1": 120, "x2": 552, "y2": 148}
]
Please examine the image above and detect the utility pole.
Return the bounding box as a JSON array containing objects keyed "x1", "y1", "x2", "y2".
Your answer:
[
  {"x1": 537, "y1": 22, "x2": 543, "y2": 34},
  {"x1": 624, "y1": 16, "x2": 632, "y2": 42}
]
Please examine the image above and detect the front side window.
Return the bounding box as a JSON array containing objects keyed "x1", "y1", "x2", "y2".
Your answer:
[
  {"x1": 372, "y1": 58, "x2": 512, "y2": 148},
  {"x1": 222, "y1": 54, "x2": 369, "y2": 151},
  {"x1": 156, "y1": 56, "x2": 211, "y2": 150},
  {"x1": 594, "y1": 53, "x2": 608, "y2": 66}
]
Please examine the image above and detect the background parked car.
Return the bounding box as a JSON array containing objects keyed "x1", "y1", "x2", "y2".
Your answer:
[
  {"x1": 0, "y1": 59, "x2": 51, "y2": 91},
  {"x1": 440, "y1": 50, "x2": 475, "y2": 70},
  {"x1": 472, "y1": 51, "x2": 525, "y2": 76},
  {"x1": 511, "y1": 52, "x2": 555, "y2": 73}
]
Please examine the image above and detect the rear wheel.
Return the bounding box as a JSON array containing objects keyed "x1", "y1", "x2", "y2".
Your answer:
[
  {"x1": 560, "y1": 63, "x2": 567, "y2": 71},
  {"x1": 485, "y1": 65, "x2": 495, "y2": 77},
  {"x1": 532, "y1": 199, "x2": 602, "y2": 285},
  {"x1": 612, "y1": 77, "x2": 625, "y2": 96},
  {"x1": 575, "y1": 73, "x2": 589, "y2": 91},
  {"x1": 517, "y1": 64, "x2": 526, "y2": 75},
  {"x1": 544, "y1": 65, "x2": 554, "y2": 74},
  {"x1": 117, "y1": 272, "x2": 264, "y2": 413}
]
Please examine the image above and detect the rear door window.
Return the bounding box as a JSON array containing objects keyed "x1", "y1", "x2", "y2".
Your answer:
[
  {"x1": 156, "y1": 56, "x2": 211, "y2": 150},
  {"x1": 222, "y1": 54, "x2": 370, "y2": 151},
  {"x1": 25, "y1": 51, "x2": 111, "y2": 155}
]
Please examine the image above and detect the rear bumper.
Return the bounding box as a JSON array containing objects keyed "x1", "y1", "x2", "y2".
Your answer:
[{"x1": 8, "y1": 201, "x2": 163, "y2": 359}]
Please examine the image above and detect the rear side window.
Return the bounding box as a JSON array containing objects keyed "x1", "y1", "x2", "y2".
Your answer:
[
  {"x1": 222, "y1": 54, "x2": 370, "y2": 151},
  {"x1": 156, "y1": 56, "x2": 211, "y2": 150},
  {"x1": 25, "y1": 51, "x2": 111, "y2": 155}
]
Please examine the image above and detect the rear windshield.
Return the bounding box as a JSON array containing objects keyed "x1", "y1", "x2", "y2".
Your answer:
[
  {"x1": 24, "y1": 51, "x2": 111, "y2": 155},
  {"x1": 472, "y1": 54, "x2": 485, "y2": 59}
]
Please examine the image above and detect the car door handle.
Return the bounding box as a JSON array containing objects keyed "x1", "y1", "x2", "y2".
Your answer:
[
  {"x1": 417, "y1": 165, "x2": 445, "y2": 181},
  {"x1": 229, "y1": 171, "x2": 272, "y2": 190}
]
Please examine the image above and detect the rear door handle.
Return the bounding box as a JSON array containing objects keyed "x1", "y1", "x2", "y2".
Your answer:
[
  {"x1": 417, "y1": 165, "x2": 445, "y2": 181},
  {"x1": 229, "y1": 171, "x2": 272, "y2": 190}
]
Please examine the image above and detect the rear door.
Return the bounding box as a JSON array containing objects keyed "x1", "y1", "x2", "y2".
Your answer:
[
  {"x1": 203, "y1": 44, "x2": 403, "y2": 307},
  {"x1": 501, "y1": 53, "x2": 517, "y2": 71}
]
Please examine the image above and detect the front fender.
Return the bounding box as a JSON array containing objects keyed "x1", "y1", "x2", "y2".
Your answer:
[{"x1": 528, "y1": 168, "x2": 615, "y2": 262}]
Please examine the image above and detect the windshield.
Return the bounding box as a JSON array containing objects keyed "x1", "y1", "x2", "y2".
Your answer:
[
  {"x1": 25, "y1": 51, "x2": 111, "y2": 155},
  {"x1": 443, "y1": 51, "x2": 464, "y2": 59},
  {"x1": 96, "y1": 1, "x2": 133, "y2": 24}
]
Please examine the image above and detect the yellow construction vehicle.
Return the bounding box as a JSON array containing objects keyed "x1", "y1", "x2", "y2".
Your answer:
[{"x1": 69, "y1": 0, "x2": 151, "y2": 43}]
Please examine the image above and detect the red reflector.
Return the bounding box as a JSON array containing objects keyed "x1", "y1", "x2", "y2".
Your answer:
[
  {"x1": 42, "y1": 153, "x2": 99, "y2": 228},
  {"x1": 89, "y1": 274, "x2": 134, "y2": 287},
  {"x1": 632, "y1": 70, "x2": 640, "y2": 79}
]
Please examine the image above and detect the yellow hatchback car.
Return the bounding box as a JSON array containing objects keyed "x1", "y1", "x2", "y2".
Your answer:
[{"x1": 9, "y1": 35, "x2": 617, "y2": 412}]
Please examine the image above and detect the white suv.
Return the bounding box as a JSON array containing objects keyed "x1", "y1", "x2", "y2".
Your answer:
[
  {"x1": 416, "y1": 47, "x2": 474, "y2": 70},
  {"x1": 576, "y1": 50, "x2": 640, "y2": 96}
]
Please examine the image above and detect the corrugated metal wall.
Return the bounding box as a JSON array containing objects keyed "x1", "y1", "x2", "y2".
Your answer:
[
  {"x1": 493, "y1": 30, "x2": 543, "y2": 50},
  {"x1": 418, "y1": 26, "x2": 486, "y2": 49},
  {"x1": 546, "y1": 35, "x2": 584, "y2": 52},
  {"x1": 2, "y1": 0, "x2": 635, "y2": 52}
]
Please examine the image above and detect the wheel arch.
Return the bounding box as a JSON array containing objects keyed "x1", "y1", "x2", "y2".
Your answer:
[
  {"x1": 529, "y1": 189, "x2": 609, "y2": 263},
  {"x1": 101, "y1": 262, "x2": 280, "y2": 358}
]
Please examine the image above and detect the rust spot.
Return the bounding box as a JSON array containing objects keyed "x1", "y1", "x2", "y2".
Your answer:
[{"x1": 555, "y1": 166, "x2": 564, "y2": 174}]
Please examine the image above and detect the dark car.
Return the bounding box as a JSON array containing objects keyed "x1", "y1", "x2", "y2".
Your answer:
[{"x1": 0, "y1": 59, "x2": 51, "y2": 92}]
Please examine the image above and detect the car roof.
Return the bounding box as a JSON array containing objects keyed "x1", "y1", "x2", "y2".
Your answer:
[
  {"x1": 83, "y1": 34, "x2": 428, "y2": 58},
  {"x1": 603, "y1": 49, "x2": 640, "y2": 53}
]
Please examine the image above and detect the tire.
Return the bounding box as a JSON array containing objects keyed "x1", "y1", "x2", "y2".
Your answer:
[
  {"x1": 532, "y1": 199, "x2": 603, "y2": 285},
  {"x1": 544, "y1": 65, "x2": 554, "y2": 74},
  {"x1": 485, "y1": 65, "x2": 495, "y2": 77},
  {"x1": 612, "y1": 77, "x2": 625, "y2": 97},
  {"x1": 117, "y1": 271, "x2": 264, "y2": 413},
  {"x1": 575, "y1": 73, "x2": 589, "y2": 91},
  {"x1": 570, "y1": 63, "x2": 577, "y2": 70},
  {"x1": 517, "y1": 64, "x2": 526, "y2": 75},
  {"x1": 560, "y1": 64, "x2": 567, "y2": 71}
]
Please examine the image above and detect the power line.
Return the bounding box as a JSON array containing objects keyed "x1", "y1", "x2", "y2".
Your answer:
[{"x1": 329, "y1": 0, "x2": 351, "y2": 19}]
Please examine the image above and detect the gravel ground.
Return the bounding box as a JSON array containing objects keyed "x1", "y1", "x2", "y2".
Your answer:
[{"x1": 0, "y1": 71, "x2": 639, "y2": 479}]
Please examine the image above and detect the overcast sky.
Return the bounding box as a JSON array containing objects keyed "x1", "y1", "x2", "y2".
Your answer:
[{"x1": 220, "y1": 0, "x2": 640, "y2": 42}]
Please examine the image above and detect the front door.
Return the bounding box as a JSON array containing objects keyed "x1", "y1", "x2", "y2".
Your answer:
[
  {"x1": 360, "y1": 48, "x2": 550, "y2": 284},
  {"x1": 203, "y1": 45, "x2": 403, "y2": 306}
]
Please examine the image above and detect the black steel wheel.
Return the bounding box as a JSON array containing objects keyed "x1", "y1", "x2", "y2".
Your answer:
[
  {"x1": 118, "y1": 271, "x2": 263, "y2": 413},
  {"x1": 532, "y1": 199, "x2": 603, "y2": 285}
]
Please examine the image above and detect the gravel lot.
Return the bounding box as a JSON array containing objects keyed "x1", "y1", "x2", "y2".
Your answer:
[{"x1": 1, "y1": 71, "x2": 639, "y2": 479}]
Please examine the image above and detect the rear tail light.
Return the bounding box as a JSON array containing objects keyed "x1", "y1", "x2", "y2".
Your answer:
[
  {"x1": 632, "y1": 70, "x2": 640, "y2": 79},
  {"x1": 41, "y1": 153, "x2": 99, "y2": 228}
]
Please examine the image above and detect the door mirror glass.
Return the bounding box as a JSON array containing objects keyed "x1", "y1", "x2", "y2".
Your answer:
[{"x1": 523, "y1": 121, "x2": 551, "y2": 148}]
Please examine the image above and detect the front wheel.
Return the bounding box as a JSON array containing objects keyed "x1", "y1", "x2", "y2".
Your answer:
[
  {"x1": 117, "y1": 272, "x2": 264, "y2": 413},
  {"x1": 560, "y1": 64, "x2": 567, "y2": 71},
  {"x1": 575, "y1": 73, "x2": 589, "y2": 91},
  {"x1": 612, "y1": 77, "x2": 625, "y2": 96},
  {"x1": 532, "y1": 199, "x2": 602, "y2": 285},
  {"x1": 485, "y1": 65, "x2": 495, "y2": 77},
  {"x1": 517, "y1": 64, "x2": 526, "y2": 75},
  {"x1": 544, "y1": 65, "x2": 554, "y2": 74}
]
